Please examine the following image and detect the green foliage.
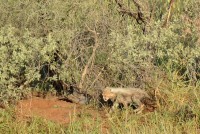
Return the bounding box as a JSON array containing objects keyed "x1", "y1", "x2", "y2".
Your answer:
[
  {"x1": 0, "y1": 25, "x2": 58, "y2": 105},
  {"x1": 0, "y1": 82, "x2": 200, "y2": 134},
  {"x1": 0, "y1": 108, "x2": 65, "y2": 134},
  {"x1": 108, "y1": 20, "x2": 199, "y2": 85},
  {"x1": 0, "y1": 0, "x2": 199, "y2": 133},
  {"x1": 0, "y1": 0, "x2": 199, "y2": 105}
]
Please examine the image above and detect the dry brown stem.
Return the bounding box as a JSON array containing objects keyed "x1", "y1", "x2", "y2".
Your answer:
[
  {"x1": 115, "y1": 0, "x2": 146, "y2": 25},
  {"x1": 78, "y1": 25, "x2": 99, "y2": 91},
  {"x1": 162, "y1": 0, "x2": 175, "y2": 28}
]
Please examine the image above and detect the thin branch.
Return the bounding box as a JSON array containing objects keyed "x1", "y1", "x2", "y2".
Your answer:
[
  {"x1": 162, "y1": 0, "x2": 175, "y2": 28},
  {"x1": 116, "y1": 0, "x2": 147, "y2": 24},
  {"x1": 78, "y1": 25, "x2": 99, "y2": 90},
  {"x1": 86, "y1": 67, "x2": 105, "y2": 91},
  {"x1": 132, "y1": 0, "x2": 146, "y2": 24}
]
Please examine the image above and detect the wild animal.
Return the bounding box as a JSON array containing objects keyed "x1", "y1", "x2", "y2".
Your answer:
[{"x1": 102, "y1": 87, "x2": 155, "y2": 114}]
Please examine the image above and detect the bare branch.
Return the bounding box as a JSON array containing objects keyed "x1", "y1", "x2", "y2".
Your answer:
[
  {"x1": 162, "y1": 0, "x2": 175, "y2": 28},
  {"x1": 78, "y1": 25, "x2": 99, "y2": 91},
  {"x1": 86, "y1": 67, "x2": 104, "y2": 91},
  {"x1": 115, "y1": 0, "x2": 146, "y2": 25}
]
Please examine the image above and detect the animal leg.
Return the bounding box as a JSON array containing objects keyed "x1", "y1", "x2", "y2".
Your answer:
[
  {"x1": 133, "y1": 104, "x2": 144, "y2": 114},
  {"x1": 109, "y1": 102, "x2": 119, "y2": 114},
  {"x1": 123, "y1": 102, "x2": 129, "y2": 109},
  {"x1": 133, "y1": 99, "x2": 145, "y2": 114}
]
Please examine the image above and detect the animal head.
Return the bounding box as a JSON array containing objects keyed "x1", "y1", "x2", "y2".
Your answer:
[{"x1": 102, "y1": 87, "x2": 116, "y2": 101}]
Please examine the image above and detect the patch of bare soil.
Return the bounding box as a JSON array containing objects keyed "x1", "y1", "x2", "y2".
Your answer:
[{"x1": 15, "y1": 96, "x2": 106, "y2": 125}]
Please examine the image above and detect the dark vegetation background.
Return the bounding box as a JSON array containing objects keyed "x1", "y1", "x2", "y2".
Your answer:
[{"x1": 0, "y1": 0, "x2": 199, "y2": 107}]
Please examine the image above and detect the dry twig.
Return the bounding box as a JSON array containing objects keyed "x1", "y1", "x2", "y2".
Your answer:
[{"x1": 78, "y1": 25, "x2": 99, "y2": 90}]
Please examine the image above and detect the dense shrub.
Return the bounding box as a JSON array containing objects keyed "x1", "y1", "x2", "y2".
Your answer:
[
  {"x1": 0, "y1": 26, "x2": 58, "y2": 105},
  {"x1": 0, "y1": 0, "x2": 199, "y2": 105}
]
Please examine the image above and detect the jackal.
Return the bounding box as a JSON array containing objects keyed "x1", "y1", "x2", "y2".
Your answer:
[{"x1": 102, "y1": 87, "x2": 155, "y2": 113}]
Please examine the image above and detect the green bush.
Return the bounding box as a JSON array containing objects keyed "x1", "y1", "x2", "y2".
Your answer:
[
  {"x1": 0, "y1": 0, "x2": 199, "y2": 105},
  {"x1": 0, "y1": 25, "x2": 58, "y2": 105},
  {"x1": 108, "y1": 20, "x2": 199, "y2": 86}
]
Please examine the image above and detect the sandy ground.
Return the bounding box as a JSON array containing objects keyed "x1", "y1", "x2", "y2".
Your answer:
[{"x1": 15, "y1": 96, "x2": 106, "y2": 124}]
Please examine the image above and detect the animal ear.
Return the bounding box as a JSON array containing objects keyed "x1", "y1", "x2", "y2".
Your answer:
[{"x1": 104, "y1": 87, "x2": 111, "y2": 91}]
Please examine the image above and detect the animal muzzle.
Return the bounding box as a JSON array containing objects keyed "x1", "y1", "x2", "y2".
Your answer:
[{"x1": 103, "y1": 96, "x2": 109, "y2": 101}]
